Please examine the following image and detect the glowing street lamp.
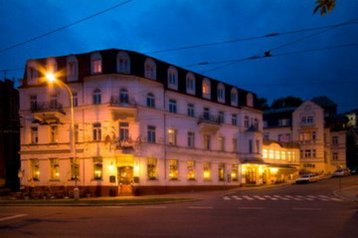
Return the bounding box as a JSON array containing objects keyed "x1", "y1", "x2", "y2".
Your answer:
[{"x1": 45, "y1": 72, "x2": 79, "y2": 200}]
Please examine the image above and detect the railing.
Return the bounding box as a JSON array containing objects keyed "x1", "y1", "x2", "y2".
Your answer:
[
  {"x1": 198, "y1": 115, "x2": 220, "y2": 125},
  {"x1": 31, "y1": 101, "x2": 65, "y2": 114},
  {"x1": 110, "y1": 96, "x2": 136, "y2": 107}
]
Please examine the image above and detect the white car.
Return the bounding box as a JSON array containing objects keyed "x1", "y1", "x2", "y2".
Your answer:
[{"x1": 295, "y1": 174, "x2": 319, "y2": 184}]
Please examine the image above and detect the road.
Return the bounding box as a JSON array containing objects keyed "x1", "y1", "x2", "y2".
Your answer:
[{"x1": 0, "y1": 176, "x2": 357, "y2": 238}]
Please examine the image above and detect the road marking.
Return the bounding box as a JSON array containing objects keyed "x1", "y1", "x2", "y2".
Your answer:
[
  {"x1": 144, "y1": 206, "x2": 167, "y2": 209},
  {"x1": 330, "y1": 197, "x2": 343, "y2": 202},
  {"x1": 232, "y1": 195, "x2": 242, "y2": 200},
  {"x1": 188, "y1": 206, "x2": 213, "y2": 210},
  {"x1": 223, "y1": 196, "x2": 231, "y2": 200},
  {"x1": 0, "y1": 214, "x2": 28, "y2": 222},
  {"x1": 253, "y1": 195, "x2": 266, "y2": 200},
  {"x1": 273, "y1": 195, "x2": 289, "y2": 200},
  {"x1": 238, "y1": 207, "x2": 264, "y2": 210},
  {"x1": 292, "y1": 208, "x2": 322, "y2": 211},
  {"x1": 242, "y1": 195, "x2": 254, "y2": 201}
]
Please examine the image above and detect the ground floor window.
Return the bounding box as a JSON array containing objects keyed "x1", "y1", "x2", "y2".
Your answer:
[
  {"x1": 187, "y1": 160, "x2": 195, "y2": 181},
  {"x1": 147, "y1": 157, "x2": 157, "y2": 180},
  {"x1": 218, "y1": 163, "x2": 225, "y2": 181},
  {"x1": 231, "y1": 164, "x2": 238, "y2": 181},
  {"x1": 70, "y1": 158, "x2": 79, "y2": 181},
  {"x1": 169, "y1": 159, "x2": 179, "y2": 180},
  {"x1": 50, "y1": 158, "x2": 60, "y2": 180},
  {"x1": 30, "y1": 158, "x2": 40, "y2": 181},
  {"x1": 203, "y1": 162, "x2": 211, "y2": 181},
  {"x1": 93, "y1": 157, "x2": 103, "y2": 180}
]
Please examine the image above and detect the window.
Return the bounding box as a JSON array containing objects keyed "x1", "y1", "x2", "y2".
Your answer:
[
  {"x1": 231, "y1": 164, "x2": 238, "y2": 181},
  {"x1": 231, "y1": 88, "x2": 238, "y2": 106},
  {"x1": 169, "y1": 159, "x2": 179, "y2": 180},
  {"x1": 49, "y1": 93, "x2": 58, "y2": 109},
  {"x1": 30, "y1": 95, "x2": 37, "y2": 111},
  {"x1": 301, "y1": 116, "x2": 314, "y2": 125},
  {"x1": 147, "y1": 157, "x2": 157, "y2": 180},
  {"x1": 119, "y1": 122, "x2": 129, "y2": 141},
  {"x1": 187, "y1": 103, "x2": 195, "y2": 117},
  {"x1": 186, "y1": 73, "x2": 196, "y2": 94},
  {"x1": 31, "y1": 127, "x2": 38, "y2": 144},
  {"x1": 249, "y1": 139, "x2": 253, "y2": 153},
  {"x1": 73, "y1": 92, "x2": 78, "y2": 107},
  {"x1": 120, "y1": 88, "x2": 129, "y2": 104},
  {"x1": 146, "y1": 93, "x2": 155, "y2": 108},
  {"x1": 70, "y1": 158, "x2": 79, "y2": 181},
  {"x1": 147, "y1": 125, "x2": 156, "y2": 143},
  {"x1": 30, "y1": 159, "x2": 40, "y2": 181},
  {"x1": 269, "y1": 150, "x2": 274, "y2": 159},
  {"x1": 304, "y1": 150, "x2": 311, "y2": 158},
  {"x1": 50, "y1": 158, "x2": 60, "y2": 180},
  {"x1": 244, "y1": 116, "x2": 249, "y2": 128},
  {"x1": 204, "y1": 134, "x2": 211, "y2": 150},
  {"x1": 203, "y1": 107, "x2": 210, "y2": 120},
  {"x1": 187, "y1": 160, "x2": 196, "y2": 180},
  {"x1": 217, "y1": 83, "x2": 225, "y2": 103},
  {"x1": 218, "y1": 111, "x2": 224, "y2": 124},
  {"x1": 246, "y1": 93, "x2": 253, "y2": 107},
  {"x1": 93, "y1": 157, "x2": 103, "y2": 180},
  {"x1": 27, "y1": 61, "x2": 38, "y2": 84},
  {"x1": 169, "y1": 99, "x2": 177, "y2": 113},
  {"x1": 332, "y1": 152, "x2": 338, "y2": 161},
  {"x1": 218, "y1": 163, "x2": 225, "y2": 181},
  {"x1": 50, "y1": 126, "x2": 58, "y2": 143},
  {"x1": 168, "y1": 128, "x2": 177, "y2": 145},
  {"x1": 203, "y1": 162, "x2": 211, "y2": 180},
  {"x1": 254, "y1": 118, "x2": 259, "y2": 129},
  {"x1": 278, "y1": 119, "x2": 290, "y2": 126},
  {"x1": 91, "y1": 52, "x2": 102, "y2": 74},
  {"x1": 67, "y1": 55, "x2": 78, "y2": 81},
  {"x1": 74, "y1": 124, "x2": 79, "y2": 142},
  {"x1": 202, "y1": 78, "x2": 211, "y2": 99},
  {"x1": 93, "y1": 89, "x2": 101, "y2": 104},
  {"x1": 117, "y1": 52, "x2": 130, "y2": 73},
  {"x1": 232, "y1": 114, "x2": 237, "y2": 126},
  {"x1": 187, "y1": 132, "x2": 195, "y2": 148},
  {"x1": 256, "y1": 139, "x2": 260, "y2": 154},
  {"x1": 312, "y1": 131, "x2": 316, "y2": 141},
  {"x1": 264, "y1": 133, "x2": 270, "y2": 141},
  {"x1": 144, "y1": 58, "x2": 156, "y2": 80},
  {"x1": 93, "y1": 123, "x2": 102, "y2": 141},
  {"x1": 312, "y1": 149, "x2": 316, "y2": 158},
  {"x1": 167, "y1": 66, "x2": 178, "y2": 90},
  {"x1": 232, "y1": 138, "x2": 237, "y2": 152},
  {"x1": 332, "y1": 136, "x2": 338, "y2": 145},
  {"x1": 263, "y1": 149, "x2": 268, "y2": 159},
  {"x1": 218, "y1": 136, "x2": 225, "y2": 151}
]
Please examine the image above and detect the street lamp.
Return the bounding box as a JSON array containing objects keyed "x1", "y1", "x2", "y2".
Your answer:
[{"x1": 45, "y1": 72, "x2": 79, "y2": 200}]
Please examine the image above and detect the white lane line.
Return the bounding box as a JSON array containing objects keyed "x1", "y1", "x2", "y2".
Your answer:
[
  {"x1": 238, "y1": 207, "x2": 264, "y2": 210},
  {"x1": 242, "y1": 195, "x2": 254, "y2": 201},
  {"x1": 264, "y1": 195, "x2": 278, "y2": 201},
  {"x1": 253, "y1": 195, "x2": 266, "y2": 200},
  {"x1": 188, "y1": 206, "x2": 213, "y2": 210},
  {"x1": 223, "y1": 196, "x2": 231, "y2": 200},
  {"x1": 0, "y1": 214, "x2": 28, "y2": 222},
  {"x1": 273, "y1": 195, "x2": 289, "y2": 201},
  {"x1": 292, "y1": 208, "x2": 322, "y2": 211},
  {"x1": 232, "y1": 195, "x2": 243, "y2": 200},
  {"x1": 330, "y1": 197, "x2": 343, "y2": 202},
  {"x1": 144, "y1": 206, "x2": 167, "y2": 209}
]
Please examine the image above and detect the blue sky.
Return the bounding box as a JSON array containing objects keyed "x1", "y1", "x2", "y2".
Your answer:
[{"x1": 0, "y1": 0, "x2": 357, "y2": 112}]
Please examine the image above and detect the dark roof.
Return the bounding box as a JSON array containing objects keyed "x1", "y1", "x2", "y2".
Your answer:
[
  {"x1": 263, "y1": 107, "x2": 295, "y2": 128},
  {"x1": 311, "y1": 96, "x2": 336, "y2": 109}
]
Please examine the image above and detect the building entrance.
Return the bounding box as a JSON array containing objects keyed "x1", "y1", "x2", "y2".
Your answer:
[{"x1": 118, "y1": 166, "x2": 133, "y2": 195}]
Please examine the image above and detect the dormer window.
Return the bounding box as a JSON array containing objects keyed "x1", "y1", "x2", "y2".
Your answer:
[
  {"x1": 186, "y1": 72, "x2": 196, "y2": 95},
  {"x1": 246, "y1": 93, "x2": 253, "y2": 107},
  {"x1": 167, "y1": 66, "x2": 178, "y2": 90},
  {"x1": 217, "y1": 83, "x2": 225, "y2": 103},
  {"x1": 67, "y1": 55, "x2": 78, "y2": 82},
  {"x1": 144, "y1": 58, "x2": 156, "y2": 80},
  {"x1": 230, "y1": 88, "x2": 238, "y2": 106},
  {"x1": 91, "y1": 52, "x2": 102, "y2": 74},
  {"x1": 27, "y1": 61, "x2": 38, "y2": 85},
  {"x1": 202, "y1": 78, "x2": 211, "y2": 99},
  {"x1": 117, "y1": 52, "x2": 130, "y2": 73}
]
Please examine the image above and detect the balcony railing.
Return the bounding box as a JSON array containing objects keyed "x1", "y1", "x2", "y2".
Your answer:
[
  {"x1": 31, "y1": 102, "x2": 65, "y2": 114},
  {"x1": 198, "y1": 115, "x2": 220, "y2": 125},
  {"x1": 109, "y1": 96, "x2": 136, "y2": 107}
]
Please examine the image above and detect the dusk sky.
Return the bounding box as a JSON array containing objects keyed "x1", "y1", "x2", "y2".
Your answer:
[{"x1": 0, "y1": 0, "x2": 357, "y2": 112}]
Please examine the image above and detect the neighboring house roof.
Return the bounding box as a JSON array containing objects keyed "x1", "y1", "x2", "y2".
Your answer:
[{"x1": 311, "y1": 96, "x2": 337, "y2": 110}]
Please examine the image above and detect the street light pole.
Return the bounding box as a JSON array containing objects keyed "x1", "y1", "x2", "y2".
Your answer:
[{"x1": 45, "y1": 72, "x2": 79, "y2": 200}]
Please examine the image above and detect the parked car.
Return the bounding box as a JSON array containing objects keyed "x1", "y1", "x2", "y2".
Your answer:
[
  {"x1": 295, "y1": 174, "x2": 319, "y2": 184},
  {"x1": 349, "y1": 167, "x2": 358, "y2": 175},
  {"x1": 331, "y1": 168, "x2": 350, "y2": 177}
]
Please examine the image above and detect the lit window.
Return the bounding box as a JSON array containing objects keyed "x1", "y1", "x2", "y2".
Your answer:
[
  {"x1": 147, "y1": 157, "x2": 157, "y2": 180},
  {"x1": 230, "y1": 88, "x2": 238, "y2": 106},
  {"x1": 30, "y1": 159, "x2": 40, "y2": 181},
  {"x1": 217, "y1": 83, "x2": 225, "y2": 103},
  {"x1": 93, "y1": 157, "x2": 103, "y2": 180},
  {"x1": 169, "y1": 99, "x2": 177, "y2": 113},
  {"x1": 187, "y1": 132, "x2": 195, "y2": 148},
  {"x1": 144, "y1": 58, "x2": 156, "y2": 80},
  {"x1": 187, "y1": 160, "x2": 196, "y2": 181},
  {"x1": 203, "y1": 162, "x2": 211, "y2": 181},
  {"x1": 70, "y1": 158, "x2": 79, "y2": 181},
  {"x1": 232, "y1": 114, "x2": 237, "y2": 126},
  {"x1": 281, "y1": 151, "x2": 286, "y2": 160},
  {"x1": 92, "y1": 123, "x2": 102, "y2": 141},
  {"x1": 67, "y1": 56, "x2": 78, "y2": 82},
  {"x1": 246, "y1": 93, "x2": 253, "y2": 107},
  {"x1": 263, "y1": 149, "x2": 268, "y2": 159},
  {"x1": 117, "y1": 52, "x2": 130, "y2": 73},
  {"x1": 31, "y1": 127, "x2": 38, "y2": 144},
  {"x1": 168, "y1": 128, "x2": 177, "y2": 145},
  {"x1": 187, "y1": 103, "x2": 195, "y2": 117},
  {"x1": 120, "y1": 88, "x2": 129, "y2": 104},
  {"x1": 146, "y1": 93, "x2": 155, "y2": 108},
  {"x1": 50, "y1": 158, "x2": 60, "y2": 180},
  {"x1": 93, "y1": 89, "x2": 101, "y2": 104},
  {"x1": 147, "y1": 125, "x2": 156, "y2": 143},
  {"x1": 91, "y1": 52, "x2": 102, "y2": 74},
  {"x1": 218, "y1": 163, "x2": 225, "y2": 181},
  {"x1": 167, "y1": 66, "x2": 178, "y2": 90},
  {"x1": 186, "y1": 73, "x2": 196, "y2": 94},
  {"x1": 269, "y1": 150, "x2": 274, "y2": 159},
  {"x1": 231, "y1": 164, "x2": 238, "y2": 181},
  {"x1": 202, "y1": 78, "x2": 211, "y2": 99},
  {"x1": 169, "y1": 159, "x2": 179, "y2": 180},
  {"x1": 275, "y1": 151, "x2": 280, "y2": 159}
]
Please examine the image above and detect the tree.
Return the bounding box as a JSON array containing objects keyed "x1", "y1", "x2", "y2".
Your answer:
[
  {"x1": 271, "y1": 96, "x2": 303, "y2": 109},
  {"x1": 257, "y1": 97, "x2": 269, "y2": 110},
  {"x1": 313, "y1": 0, "x2": 336, "y2": 16}
]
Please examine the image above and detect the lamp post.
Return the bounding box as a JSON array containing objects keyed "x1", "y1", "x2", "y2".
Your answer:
[{"x1": 45, "y1": 72, "x2": 79, "y2": 200}]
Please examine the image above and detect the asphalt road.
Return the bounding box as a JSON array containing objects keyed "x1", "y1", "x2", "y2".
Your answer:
[{"x1": 0, "y1": 176, "x2": 357, "y2": 238}]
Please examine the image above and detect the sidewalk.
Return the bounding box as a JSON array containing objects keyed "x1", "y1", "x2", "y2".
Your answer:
[{"x1": 333, "y1": 185, "x2": 358, "y2": 202}]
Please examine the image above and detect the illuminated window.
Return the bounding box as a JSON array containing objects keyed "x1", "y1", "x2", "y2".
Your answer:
[
  {"x1": 120, "y1": 88, "x2": 129, "y2": 104},
  {"x1": 144, "y1": 58, "x2": 156, "y2": 80},
  {"x1": 187, "y1": 132, "x2": 195, "y2": 148},
  {"x1": 246, "y1": 93, "x2": 253, "y2": 107},
  {"x1": 232, "y1": 114, "x2": 237, "y2": 126},
  {"x1": 203, "y1": 162, "x2": 211, "y2": 181},
  {"x1": 92, "y1": 123, "x2": 102, "y2": 141},
  {"x1": 231, "y1": 164, "x2": 238, "y2": 181},
  {"x1": 146, "y1": 93, "x2": 155, "y2": 108},
  {"x1": 186, "y1": 72, "x2": 196, "y2": 94},
  {"x1": 187, "y1": 160, "x2": 196, "y2": 180},
  {"x1": 218, "y1": 163, "x2": 225, "y2": 181},
  {"x1": 30, "y1": 158, "x2": 40, "y2": 181},
  {"x1": 67, "y1": 55, "x2": 78, "y2": 81},
  {"x1": 31, "y1": 127, "x2": 38, "y2": 144},
  {"x1": 202, "y1": 78, "x2": 211, "y2": 99},
  {"x1": 93, "y1": 157, "x2": 103, "y2": 180},
  {"x1": 70, "y1": 158, "x2": 79, "y2": 181},
  {"x1": 218, "y1": 136, "x2": 225, "y2": 151},
  {"x1": 91, "y1": 52, "x2": 102, "y2": 74},
  {"x1": 269, "y1": 150, "x2": 274, "y2": 159},
  {"x1": 50, "y1": 125, "x2": 58, "y2": 143},
  {"x1": 217, "y1": 83, "x2": 225, "y2": 103},
  {"x1": 50, "y1": 158, "x2": 60, "y2": 180},
  {"x1": 169, "y1": 159, "x2": 179, "y2": 180},
  {"x1": 281, "y1": 151, "x2": 286, "y2": 160},
  {"x1": 275, "y1": 151, "x2": 280, "y2": 159},
  {"x1": 117, "y1": 51, "x2": 130, "y2": 73},
  {"x1": 263, "y1": 149, "x2": 268, "y2": 159},
  {"x1": 204, "y1": 134, "x2": 211, "y2": 150},
  {"x1": 169, "y1": 99, "x2": 177, "y2": 113},
  {"x1": 187, "y1": 103, "x2": 195, "y2": 117},
  {"x1": 92, "y1": 88, "x2": 101, "y2": 104},
  {"x1": 147, "y1": 157, "x2": 157, "y2": 180},
  {"x1": 147, "y1": 125, "x2": 156, "y2": 143},
  {"x1": 168, "y1": 129, "x2": 177, "y2": 145},
  {"x1": 168, "y1": 66, "x2": 178, "y2": 90}
]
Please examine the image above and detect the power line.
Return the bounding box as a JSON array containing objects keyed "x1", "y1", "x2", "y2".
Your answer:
[{"x1": 0, "y1": 0, "x2": 134, "y2": 54}]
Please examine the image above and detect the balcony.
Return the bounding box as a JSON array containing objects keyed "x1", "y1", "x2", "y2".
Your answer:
[
  {"x1": 31, "y1": 101, "x2": 65, "y2": 124},
  {"x1": 198, "y1": 115, "x2": 220, "y2": 133},
  {"x1": 109, "y1": 97, "x2": 137, "y2": 120},
  {"x1": 114, "y1": 138, "x2": 137, "y2": 154}
]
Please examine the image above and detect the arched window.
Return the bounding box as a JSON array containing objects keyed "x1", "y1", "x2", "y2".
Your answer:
[
  {"x1": 230, "y1": 88, "x2": 238, "y2": 106},
  {"x1": 186, "y1": 72, "x2": 196, "y2": 95},
  {"x1": 246, "y1": 93, "x2": 253, "y2": 107},
  {"x1": 217, "y1": 83, "x2": 225, "y2": 103},
  {"x1": 146, "y1": 93, "x2": 155, "y2": 108},
  {"x1": 93, "y1": 88, "x2": 101, "y2": 104},
  {"x1": 117, "y1": 51, "x2": 130, "y2": 73},
  {"x1": 144, "y1": 58, "x2": 156, "y2": 80},
  {"x1": 167, "y1": 66, "x2": 178, "y2": 90},
  {"x1": 120, "y1": 88, "x2": 129, "y2": 104},
  {"x1": 91, "y1": 52, "x2": 102, "y2": 74},
  {"x1": 27, "y1": 61, "x2": 38, "y2": 85},
  {"x1": 202, "y1": 78, "x2": 211, "y2": 99},
  {"x1": 67, "y1": 55, "x2": 78, "y2": 82}
]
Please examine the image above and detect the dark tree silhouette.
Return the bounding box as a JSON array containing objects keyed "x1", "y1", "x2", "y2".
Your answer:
[{"x1": 313, "y1": 0, "x2": 336, "y2": 16}]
